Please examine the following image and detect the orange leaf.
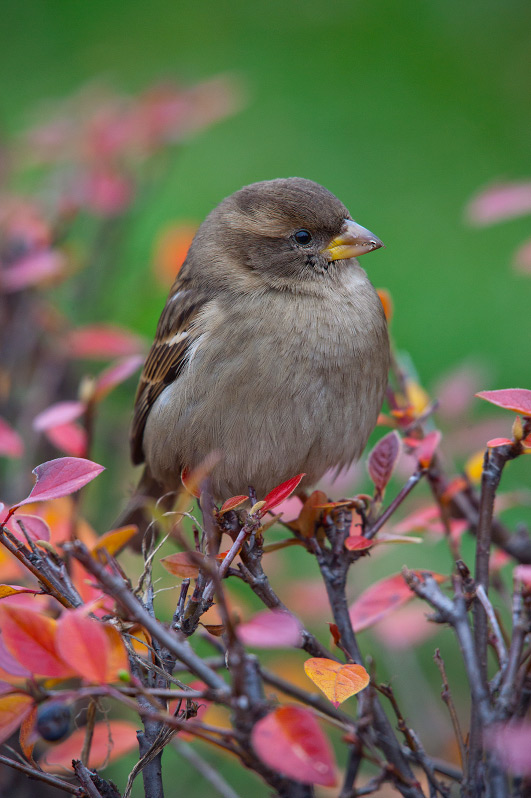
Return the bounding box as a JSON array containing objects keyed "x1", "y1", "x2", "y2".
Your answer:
[
  {"x1": 286, "y1": 490, "x2": 327, "y2": 538},
  {"x1": 19, "y1": 703, "x2": 38, "y2": 760},
  {"x1": 56, "y1": 610, "x2": 128, "y2": 683},
  {"x1": 40, "y1": 720, "x2": 138, "y2": 772},
  {"x1": 0, "y1": 605, "x2": 75, "y2": 679},
  {"x1": 376, "y1": 287, "x2": 393, "y2": 322},
  {"x1": 160, "y1": 551, "x2": 203, "y2": 579},
  {"x1": 0, "y1": 585, "x2": 40, "y2": 600},
  {"x1": 349, "y1": 571, "x2": 446, "y2": 632},
  {"x1": 476, "y1": 388, "x2": 531, "y2": 417},
  {"x1": 304, "y1": 658, "x2": 369, "y2": 707},
  {"x1": 251, "y1": 706, "x2": 337, "y2": 786},
  {"x1": 91, "y1": 525, "x2": 138, "y2": 558},
  {"x1": 0, "y1": 693, "x2": 34, "y2": 745},
  {"x1": 259, "y1": 474, "x2": 305, "y2": 517},
  {"x1": 219, "y1": 495, "x2": 249, "y2": 515}
]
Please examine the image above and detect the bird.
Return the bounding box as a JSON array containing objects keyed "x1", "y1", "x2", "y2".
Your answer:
[{"x1": 128, "y1": 177, "x2": 390, "y2": 519}]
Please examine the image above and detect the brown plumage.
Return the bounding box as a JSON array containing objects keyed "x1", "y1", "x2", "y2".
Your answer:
[{"x1": 129, "y1": 177, "x2": 390, "y2": 514}]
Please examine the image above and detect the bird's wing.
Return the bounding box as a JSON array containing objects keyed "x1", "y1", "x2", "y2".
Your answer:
[{"x1": 130, "y1": 275, "x2": 210, "y2": 464}]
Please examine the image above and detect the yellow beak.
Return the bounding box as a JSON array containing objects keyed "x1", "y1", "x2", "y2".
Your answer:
[{"x1": 321, "y1": 219, "x2": 384, "y2": 261}]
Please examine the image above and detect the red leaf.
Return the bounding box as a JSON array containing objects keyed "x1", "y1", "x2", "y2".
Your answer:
[
  {"x1": 33, "y1": 401, "x2": 85, "y2": 431},
  {"x1": 67, "y1": 324, "x2": 146, "y2": 359},
  {"x1": 0, "y1": 634, "x2": 32, "y2": 677},
  {"x1": 237, "y1": 610, "x2": 302, "y2": 648},
  {"x1": 367, "y1": 431, "x2": 401, "y2": 492},
  {"x1": 251, "y1": 706, "x2": 337, "y2": 786},
  {"x1": 45, "y1": 423, "x2": 88, "y2": 457},
  {"x1": 15, "y1": 457, "x2": 105, "y2": 508},
  {"x1": 160, "y1": 551, "x2": 203, "y2": 579},
  {"x1": 514, "y1": 565, "x2": 531, "y2": 586},
  {"x1": 259, "y1": 474, "x2": 305, "y2": 517},
  {"x1": 40, "y1": 720, "x2": 138, "y2": 772},
  {"x1": 219, "y1": 495, "x2": 249, "y2": 514},
  {"x1": 93, "y1": 355, "x2": 144, "y2": 401},
  {"x1": 412, "y1": 431, "x2": 442, "y2": 468},
  {"x1": 487, "y1": 437, "x2": 513, "y2": 448},
  {"x1": 349, "y1": 571, "x2": 446, "y2": 632},
  {"x1": 0, "y1": 693, "x2": 34, "y2": 745},
  {"x1": 344, "y1": 535, "x2": 374, "y2": 552},
  {"x1": 0, "y1": 605, "x2": 75, "y2": 678},
  {"x1": 0, "y1": 417, "x2": 24, "y2": 458},
  {"x1": 476, "y1": 389, "x2": 531, "y2": 417}
]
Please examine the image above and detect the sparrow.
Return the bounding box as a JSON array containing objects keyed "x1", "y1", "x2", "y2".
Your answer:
[{"x1": 129, "y1": 177, "x2": 389, "y2": 514}]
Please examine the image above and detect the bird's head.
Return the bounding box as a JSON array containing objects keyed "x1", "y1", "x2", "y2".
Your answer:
[{"x1": 201, "y1": 177, "x2": 384, "y2": 292}]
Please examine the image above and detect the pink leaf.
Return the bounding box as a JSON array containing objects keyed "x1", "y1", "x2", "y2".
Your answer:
[
  {"x1": 513, "y1": 238, "x2": 531, "y2": 275},
  {"x1": 259, "y1": 474, "x2": 305, "y2": 517},
  {"x1": 237, "y1": 610, "x2": 302, "y2": 648},
  {"x1": 66, "y1": 324, "x2": 146, "y2": 359},
  {"x1": 9, "y1": 514, "x2": 51, "y2": 543},
  {"x1": 33, "y1": 401, "x2": 85, "y2": 432},
  {"x1": 349, "y1": 571, "x2": 446, "y2": 632},
  {"x1": 476, "y1": 389, "x2": 531, "y2": 417},
  {"x1": 514, "y1": 565, "x2": 531, "y2": 586},
  {"x1": 251, "y1": 706, "x2": 337, "y2": 787},
  {"x1": 344, "y1": 535, "x2": 374, "y2": 552},
  {"x1": 407, "y1": 430, "x2": 442, "y2": 468},
  {"x1": 0, "y1": 250, "x2": 66, "y2": 293},
  {"x1": 485, "y1": 721, "x2": 531, "y2": 775},
  {"x1": 0, "y1": 418, "x2": 24, "y2": 458},
  {"x1": 14, "y1": 457, "x2": 104, "y2": 508},
  {"x1": 45, "y1": 423, "x2": 88, "y2": 457},
  {"x1": 0, "y1": 634, "x2": 32, "y2": 677},
  {"x1": 93, "y1": 355, "x2": 144, "y2": 401},
  {"x1": 368, "y1": 431, "x2": 401, "y2": 492},
  {"x1": 487, "y1": 437, "x2": 512, "y2": 448},
  {"x1": 466, "y1": 182, "x2": 531, "y2": 226}
]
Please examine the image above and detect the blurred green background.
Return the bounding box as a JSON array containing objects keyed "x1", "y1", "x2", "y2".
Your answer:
[{"x1": 2, "y1": 0, "x2": 531, "y2": 795}]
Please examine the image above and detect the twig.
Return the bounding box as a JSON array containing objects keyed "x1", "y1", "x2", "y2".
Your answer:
[
  {"x1": 433, "y1": 649, "x2": 467, "y2": 772},
  {"x1": 0, "y1": 753, "x2": 84, "y2": 796}
]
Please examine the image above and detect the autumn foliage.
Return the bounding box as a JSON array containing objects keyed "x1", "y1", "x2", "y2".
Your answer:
[{"x1": 1, "y1": 78, "x2": 531, "y2": 798}]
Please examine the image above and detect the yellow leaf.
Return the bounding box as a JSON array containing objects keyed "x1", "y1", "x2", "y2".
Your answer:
[
  {"x1": 465, "y1": 450, "x2": 485, "y2": 485},
  {"x1": 91, "y1": 526, "x2": 138, "y2": 558},
  {"x1": 304, "y1": 658, "x2": 369, "y2": 707},
  {"x1": 405, "y1": 380, "x2": 430, "y2": 416}
]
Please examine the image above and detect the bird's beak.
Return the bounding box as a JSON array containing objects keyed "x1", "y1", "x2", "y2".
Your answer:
[{"x1": 321, "y1": 219, "x2": 384, "y2": 261}]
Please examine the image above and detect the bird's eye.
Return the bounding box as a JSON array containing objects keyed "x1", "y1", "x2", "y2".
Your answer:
[{"x1": 293, "y1": 229, "x2": 313, "y2": 246}]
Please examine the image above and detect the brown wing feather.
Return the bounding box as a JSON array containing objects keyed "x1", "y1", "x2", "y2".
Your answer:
[{"x1": 130, "y1": 273, "x2": 210, "y2": 465}]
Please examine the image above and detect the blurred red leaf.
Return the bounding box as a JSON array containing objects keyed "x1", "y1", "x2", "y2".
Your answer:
[
  {"x1": 514, "y1": 565, "x2": 531, "y2": 586},
  {"x1": 0, "y1": 634, "x2": 32, "y2": 677},
  {"x1": 344, "y1": 535, "x2": 374, "y2": 552},
  {"x1": 219, "y1": 495, "x2": 249, "y2": 515},
  {"x1": 476, "y1": 389, "x2": 531, "y2": 417},
  {"x1": 82, "y1": 167, "x2": 134, "y2": 217},
  {"x1": 406, "y1": 431, "x2": 441, "y2": 468},
  {"x1": 40, "y1": 720, "x2": 138, "y2": 772},
  {"x1": 304, "y1": 658, "x2": 369, "y2": 707},
  {"x1": 371, "y1": 604, "x2": 438, "y2": 650},
  {"x1": 46, "y1": 423, "x2": 88, "y2": 457},
  {"x1": 13, "y1": 457, "x2": 105, "y2": 508},
  {"x1": 0, "y1": 604, "x2": 75, "y2": 678},
  {"x1": 251, "y1": 706, "x2": 337, "y2": 787},
  {"x1": 237, "y1": 610, "x2": 302, "y2": 648},
  {"x1": 368, "y1": 431, "x2": 401, "y2": 492},
  {"x1": 0, "y1": 417, "x2": 24, "y2": 458},
  {"x1": 487, "y1": 437, "x2": 513, "y2": 448},
  {"x1": 466, "y1": 182, "x2": 531, "y2": 226},
  {"x1": 0, "y1": 250, "x2": 66, "y2": 293},
  {"x1": 93, "y1": 355, "x2": 144, "y2": 401},
  {"x1": 328, "y1": 623, "x2": 341, "y2": 646},
  {"x1": 67, "y1": 324, "x2": 146, "y2": 359},
  {"x1": 286, "y1": 490, "x2": 327, "y2": 538},
  {"x1": 484, "y1": 721, "x2": 531, "y2": 775},
  {"x1": 349, "y1": 571, "x2": 446, "y2": 632},
  {"x1": 0, "y1": 693, "x2": 34, "y2": 745},
  {"x1": 259, "y1": 474, "x2": 305, "y2": 517},
  {"x1": 33, "y1": 401, "x2": 85, "y2": 432}
]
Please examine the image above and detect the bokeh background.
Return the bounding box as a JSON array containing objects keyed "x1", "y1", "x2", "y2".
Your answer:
[{"x1": 1, "y1": 0, "x2": 531, "y2": 795}]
